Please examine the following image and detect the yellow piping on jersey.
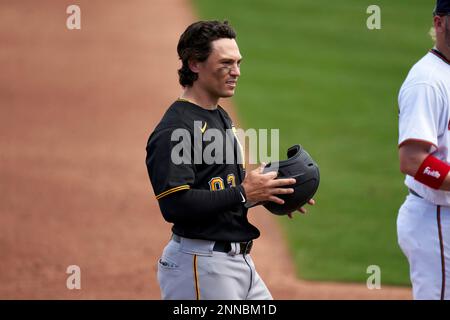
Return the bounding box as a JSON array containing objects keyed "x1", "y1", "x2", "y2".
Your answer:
[
  {"x1": 193, "y1": 255, "x2": 200, "y2": 300},
  {"x1": 155, "y1": 185, "x2": 190, "y2": 200},
  {"x1": 177, "y1": 97, "x2": 194, "y2": 104}
]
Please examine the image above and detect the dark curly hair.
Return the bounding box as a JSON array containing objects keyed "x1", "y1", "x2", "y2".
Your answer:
[{"x1": 177, "y1": 20, "x2": 236, "y2": 87}]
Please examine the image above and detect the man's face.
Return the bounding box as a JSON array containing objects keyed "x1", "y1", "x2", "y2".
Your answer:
[{"x1": 194, "y1": 38, "x2": 242, "y2": 99}]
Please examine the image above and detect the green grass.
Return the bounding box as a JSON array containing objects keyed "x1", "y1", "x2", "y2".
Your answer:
[{"x1": 192, "y1": 0, "x2": 436, "y2": 285}]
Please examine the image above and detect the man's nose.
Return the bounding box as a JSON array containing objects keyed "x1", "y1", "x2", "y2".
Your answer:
[{"x1": 230, "y1": 64, "x2": 240, "y2": 76}]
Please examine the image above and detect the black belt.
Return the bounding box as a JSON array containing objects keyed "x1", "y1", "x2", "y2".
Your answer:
[
  {"x1": 409, "y1": 188, "x2": 423, "y2": 199},
  {"x1": 171, "y1": 234, "x2": 253, "y2": 255}
]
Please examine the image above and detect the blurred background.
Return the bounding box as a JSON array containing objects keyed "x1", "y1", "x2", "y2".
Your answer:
[{"x1": 0, "y1": 0, "x2": 435, "y2": 299}]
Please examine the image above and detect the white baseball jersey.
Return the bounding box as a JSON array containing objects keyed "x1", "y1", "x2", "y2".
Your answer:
[
  {"x1": 397, "y1": 49, "x2": 450, "y2": 300},
  {"x1": 398, "y1": 49, "x2": 450, "y2": 206}
]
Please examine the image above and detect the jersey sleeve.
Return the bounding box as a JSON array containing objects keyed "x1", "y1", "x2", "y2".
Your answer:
[
  {"x1": 398, "y1": 83, "x2": 445, "y2": 149},
  {"x1": 146, "y1": 127, "x2": 195, "y2": 200}
]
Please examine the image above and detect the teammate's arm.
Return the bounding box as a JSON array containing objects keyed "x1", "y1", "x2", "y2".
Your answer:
[{"x1": 399, "y1": 140, "x2": 450, "y2": 191}]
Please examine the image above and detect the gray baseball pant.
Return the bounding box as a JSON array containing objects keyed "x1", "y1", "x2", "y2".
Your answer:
[{"x1": 157, "y1": 235, "x2": 273, "y2": 300}]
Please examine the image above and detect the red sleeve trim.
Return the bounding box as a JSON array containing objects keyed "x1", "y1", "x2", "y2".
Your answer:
[{"x1": 398, "y1": 139, "x2": 438, "y2": 150}]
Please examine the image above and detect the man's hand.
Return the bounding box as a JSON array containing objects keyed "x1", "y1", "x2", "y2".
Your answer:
[
  {"x1": 287, "y1": 199, "x2": 315, "y2": 219},
  {"x1": 241, "y1": 163, "x2": 296, "y2": 205}
]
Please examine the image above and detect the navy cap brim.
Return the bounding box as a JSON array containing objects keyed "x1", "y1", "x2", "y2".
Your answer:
[{"x1": 434, "y1": 0, "x2": 450, "y2": 15}]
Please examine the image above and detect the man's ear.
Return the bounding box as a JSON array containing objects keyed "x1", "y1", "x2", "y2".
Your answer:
[
  {"x1": 434, "y1": 15, "x2": 446, "y2": 33},
  {"x1": 188, "y1": 59, "x2": 201, "y2": 73}
]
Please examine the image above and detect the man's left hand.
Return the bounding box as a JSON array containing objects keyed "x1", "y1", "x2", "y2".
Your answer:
[{"x1": 288, "y1": 199, "x2": 315, "y2": 219}]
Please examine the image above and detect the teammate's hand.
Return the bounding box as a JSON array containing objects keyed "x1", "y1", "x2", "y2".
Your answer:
[
  {"x1": 288, "y1": 199, "x2": 315, "y2": 219},
  {"x1": 241, "y1": 163, "x2": 296, "y2": 205}
]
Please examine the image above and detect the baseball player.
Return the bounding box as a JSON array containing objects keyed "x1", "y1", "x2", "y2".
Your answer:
[
  {"x1": 145, "y1": 20, "x2": 313, "y2": 300},
  {"x1": 397, "y1": 0, "x2": 450, "y2": 300}
]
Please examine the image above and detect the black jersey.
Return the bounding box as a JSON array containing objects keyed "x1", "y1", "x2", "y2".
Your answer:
[{"x1": 145, "y1": 99, "x2": 260, "y2": 241}]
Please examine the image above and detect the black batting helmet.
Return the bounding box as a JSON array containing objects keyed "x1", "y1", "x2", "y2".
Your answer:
[{"x1": 262, "y1": 145, "x2": 320, "y2": 215}]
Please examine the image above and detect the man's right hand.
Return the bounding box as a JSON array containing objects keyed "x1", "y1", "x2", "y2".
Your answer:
[{"x1": 241, "y1": 163, "x2": 296, "y2": 205}]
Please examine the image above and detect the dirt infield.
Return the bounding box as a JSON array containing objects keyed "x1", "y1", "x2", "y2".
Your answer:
[{"x1": 0, "y1": 0, "x2": 410, "y2": 299}]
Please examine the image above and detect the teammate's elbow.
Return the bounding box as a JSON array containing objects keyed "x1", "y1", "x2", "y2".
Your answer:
[
  {"x1": 399, "y1": 143, "x2": 430, "y2": 176},
  {"x1": 399, "y1": 159, "x2": 416, "y2": 176}
]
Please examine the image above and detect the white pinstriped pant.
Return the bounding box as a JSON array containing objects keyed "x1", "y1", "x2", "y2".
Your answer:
[
  {"x1": 157, "y1": 237, "x2": 272, "y2": 300},
  {"x1": 397, "y1": 194, "x2": 450, "y2": 300}
]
